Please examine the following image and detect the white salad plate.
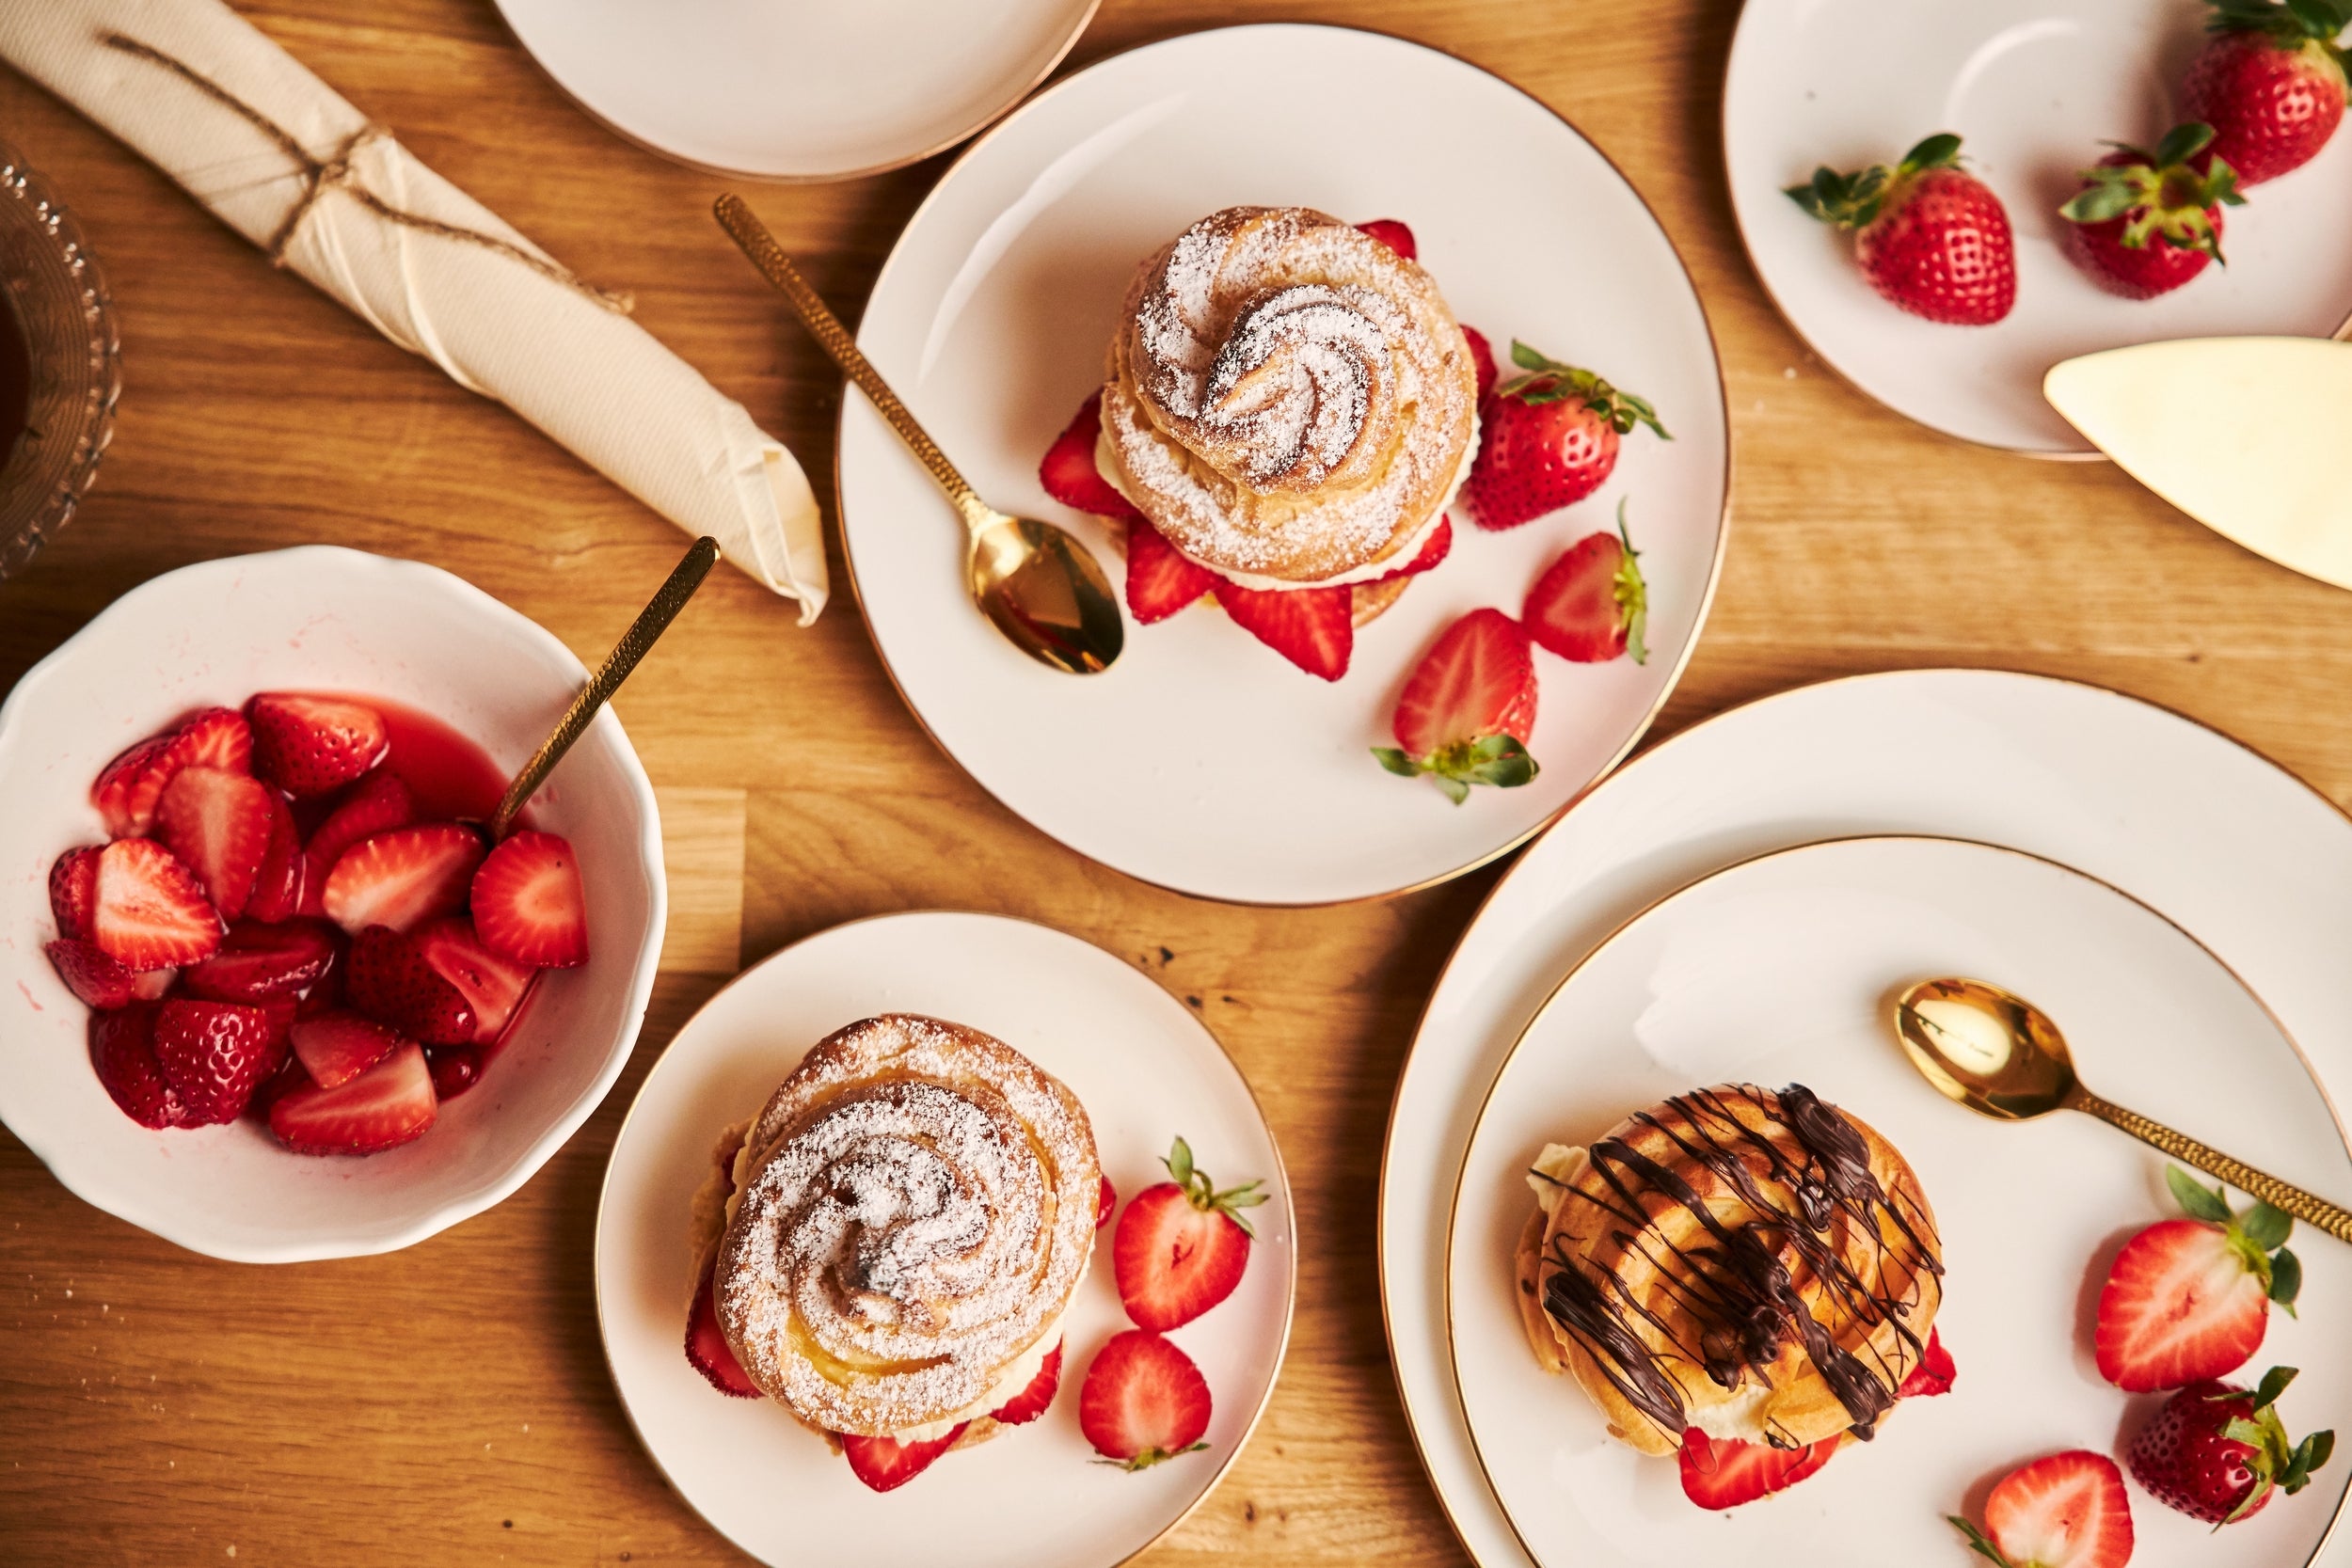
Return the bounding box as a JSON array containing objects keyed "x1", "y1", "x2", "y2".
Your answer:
[
  {"x1": 1381, "y1": 667, "x2": 2352, "y2": 1568},
  {"x1": 1724, "y1": 0, "x2": 2352, "y2": 454},
  {"x1": 1449, "y1": 834, "x2": 2350, "y2": 1568},
  {"x1": 838, "y1": 24, "x2": 1728, "y2": 906},
  {"x1": 493, "y1": 0, "x2": 1097, "y2": 182},
  {"x1": 595, "y1": 911, "x2": 1294, "y2": 1568}
]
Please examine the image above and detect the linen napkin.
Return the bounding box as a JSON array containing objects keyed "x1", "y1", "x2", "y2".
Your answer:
[{"x1": 0, "y1": 0, "x2": 828, "y2": 620}]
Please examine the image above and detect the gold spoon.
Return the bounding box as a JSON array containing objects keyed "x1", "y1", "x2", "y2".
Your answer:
[
  {"x1": 711, "y1": 194, "x2": 1123, "y2": 676},
  {"x1": 487, "y1": 535, "x2": 720, "y2": 840},
  {"x1": 1894, "y1": 976, "x2": 2352, "y2": 1242}
]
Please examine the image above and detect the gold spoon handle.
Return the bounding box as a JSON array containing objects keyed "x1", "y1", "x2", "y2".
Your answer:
[
  {"x1": 488, "y1": 536, "x2": 720, "y2": 841},
  {"x1": 712, "y1": 194, "x2": 988, "y2": 531},
  {"x1": 2071, "y1": 1087, "x2": 2352, "y2": 1242}
]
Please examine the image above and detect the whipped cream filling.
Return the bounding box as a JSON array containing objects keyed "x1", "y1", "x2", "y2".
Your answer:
[{"x1": 1096, "y1": 404, "x2": 1479, "y2": 593}]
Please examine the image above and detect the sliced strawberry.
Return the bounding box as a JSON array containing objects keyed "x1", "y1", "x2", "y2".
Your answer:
[
  {"x1": 1041, "y1": 391, "x2": 1140, "y2": 519},
  {"x1": 345, "y1": 925, "x2": 478, "y2": 1046},
  {"x1": 1525, "y1": 499, "x2": 1649, "y2": 665},
  {"x1": 990, "y1": 1339, "x2": 1064, "y2": 1425},
  {"x1": 1113, "y1": 1137, "x2": 1267, "y2": 1332},
  {"x1": 1953, "y1": 1450, "x2": 2136, "y2": 1568},
  {"x1": 49, "y1": 846, "x2": 101, "y2": 939},
  {"x1": 838, "y1": 1426, "x2": 969, "y2": 1493},
  {"x1": 686, "y1": 1267, "x2": 761, "y2": 1398},
  {"x1": 425, "y1": 1044, "x2": 483, "y2": 1099},
  {"x1": 91, "y1": 735, "x2": 180, "y2": 840},
  {"x1": 1124, "y1": 516, "x2": 1219, "y2": 624},
  {"x1": 1678, "y1": 1429, "x2": 1840, "y2": 1509},
  {"x1": 131, "y1": 967, "x2": 178, "y2": 1002},
  {"x1": 411, "y1": 916, "x2": 537, "y2": 1044},
  {"x1": 1079, "y1": 1330, "x2": 1212, "y2": 1470},
  {"x1": 322, "y1": 823, "x2": 485, "y2": 936},
  {"x1": 181, "y1": 919, "x2": 342, "y2": 1004},
  {"x1": 469, "y1": 832, "x2": 589, "y2": 969},
  {"x1": 1097, "y1": 1175, "x2": 1117, "y2": 1229},
  {"x1": 90, "y1": 1006, "x2": 195, "y2": 1129},
  {"x1": 2096, "y1": 1168, "x2": 2298, "y2": 1391},
  {"x1": 45, "y1": 939, "x2": 151, "y2": 1010},
  {"x1": 246, "y1": 692, "x2": 388, "y2": 798},
  {"x1": 1462, "y1": 325, "x2": 1498, "y2": 403},
  {"x1": 89, "y1": 838, "x2": 222, "y2": 972},
  {"x1": 1367, "y1": 516, "x2": 1454, "y2": 585},
  {"x1": 289, "y1": 1010, "x2": 402, "y2": 1091},
  {"x1": 1356, "y1": 218, "x2": 1417, "y2": 260},
  {"x1": 268, "y1": 1037, "x2": 437, "y2": 1156},
  {"x1": 151, "y1": 998, "x2": 286, "y2": 1125},
  {"x1": 245, "y1": 791, "x2": 306, "y2": 925},
  {"x1": 245, "y1": 1049, "x2": 310, "y2": 1121},
  {"x1": 301, "y1": 769, "x2": 414, "y2": 901},
  {"x1": 1375, "y1": 609, "x2": 1540, "y2": 803},
  {"x1": 154, "y1": 766, "x2": 275, "y2": 921},
  {"x1": 1216, "y1": 580, "x2": 1353, "y2": 680},
  {"x1": 172, "y1": 707, "x2": 254, "y2": 773},
  {"x1": 1898, "y1": 1327, "x2": 1957, "y2": 1399}
]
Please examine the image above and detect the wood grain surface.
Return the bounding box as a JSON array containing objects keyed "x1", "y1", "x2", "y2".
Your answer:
[{"x1": 5, "y1": 2, "x2": 2350, "y2": 1563}]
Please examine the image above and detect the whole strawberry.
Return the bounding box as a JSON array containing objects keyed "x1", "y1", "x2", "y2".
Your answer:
[
  {"x1": 2127, "y1": 1366, "x2": 2336, "y2": 1524},
  {"x1": 2058, "y1": 122, "x2": 2246, "y2": 299},
  {"x1": 1462, "y1": 342, "x2": 1667, "y2": 531},
  {"x1": 1787, "y1": 133, "x2": 2017, "y2": 325},
  {"x1": 2182, "y1": 0, "x2": 2351, "y2": 185}
]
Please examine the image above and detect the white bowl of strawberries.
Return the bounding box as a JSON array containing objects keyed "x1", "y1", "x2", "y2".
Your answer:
[{"x1": 0, "y1": 546, "x2": 665, "y2": 1262}]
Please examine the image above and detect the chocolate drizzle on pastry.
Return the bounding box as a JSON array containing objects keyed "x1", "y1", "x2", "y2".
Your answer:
[{"x1": 1539, "y1": 1084, "x2": 1942, "y2": 1446}]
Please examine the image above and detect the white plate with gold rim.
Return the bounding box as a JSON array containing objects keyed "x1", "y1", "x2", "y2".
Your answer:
[
  {"x1": 835, "y1": 24, "x2": 1728, "y2": 906},
  {"x1": 1447, "y1": 834, "x2": 2351, "y2": 1567},
  {"x1": 1380, "y1": 668, "x2": 2352, "y2": 1568},
  {"x1": 1724, "y1": 0, "x2": 2352, "y2": 454},
  {"x1": 594, "y1": 911, "x2": 1293, "y2": 1568}
]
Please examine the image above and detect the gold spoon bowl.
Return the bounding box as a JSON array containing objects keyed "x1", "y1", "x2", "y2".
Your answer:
[{"x1": 1895, "y1": 976, "x2": 2352, "y2": 1243}]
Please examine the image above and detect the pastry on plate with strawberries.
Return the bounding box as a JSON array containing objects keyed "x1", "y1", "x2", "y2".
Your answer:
[
  {"x1": 683, "y1": 1014, "x2": 1099, "y2": 1493},
  {"x1": 1517, "y1": 1083, "x2": 1954, "y2": 1509}
]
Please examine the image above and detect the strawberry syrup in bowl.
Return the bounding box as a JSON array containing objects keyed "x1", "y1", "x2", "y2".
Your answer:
[{"x1": 0, "y1": 546, "x2": 665, "y2": 1262}]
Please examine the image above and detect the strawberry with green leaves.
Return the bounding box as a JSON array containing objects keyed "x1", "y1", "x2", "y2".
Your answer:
[
  {"x1": 2128, "y1": 1366, "x2": 2336, "y2": 1524},
  {"x1": 1950, "y1": 1451, "x2": 2135, "y2": 1568},
  {"x1": 1113, "y1": 1136, "x2": 1268, "y2": 1330},
  {"x1": 1462, "y1": 342, "x2": 1667, "y2": 531},
  {"x1": 2059, "y1": 122, "x2": 2247, "y2": 299},
  {"x1": 1787, "y1": 133, "x2": 2018, "y2": 325},
  {"x1": 2095, "y1": 1165, "x2": 2300, "y2": 1391},
  {"x1": 2183, "y1": 0, "x2": 2351, "y2": 185},
  {"x1": 1374, "y1": 609, "x2": 1539, "y2": 804},
  {"x1": 1524, "y1": 499, "x2": 1648, "y2": 665}
]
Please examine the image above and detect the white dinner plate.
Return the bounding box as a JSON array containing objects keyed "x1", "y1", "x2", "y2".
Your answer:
[
  {"x1": 839, "y1": 24, "x2": 1728, "y2": 906},
  {"x1": 1724, "y1": 0, "x2": 2352, "y2": 454},
  {"x1": 595, "y1": 911, "x2": 1294, "y2": 1567},
  {"x1": 493, "y1": 0, "x2": 1096, "y2": 181},
  {"x1": 1449, "y1": 835, "x2": 2350, "y2": 1567},
  {"x1": 1381, "y1": 668, "x2": 2352, "y2": 1568}
]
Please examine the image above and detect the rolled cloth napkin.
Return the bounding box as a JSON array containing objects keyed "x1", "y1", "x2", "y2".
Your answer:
[{"x1": 0, "y1": 0, "x2": 828, "y2": 620}]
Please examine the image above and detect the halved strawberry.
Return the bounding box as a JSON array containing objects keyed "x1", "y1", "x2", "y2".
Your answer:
[
  {"x1": 1677, "y1": 1429, "x2": 1840, "y2": 1509},
  {"x1": 173, "y1": 707, "x2": 254, "y2": 772},
  {"x1": 1216, "y1": 580, "x2": 1353, "y2": 680},
  {"x1": 245, "y1": 1050, "x2": 311, "y2": 1122},
  {"x1": 1951, "y1": 1450, "x2": 2135, "y2": 1568},
  {"x1": 322, "y1": 823, "x2": 485, "y2": 936},
  {"x1": 90, "y1": 1006, "x2": 195, "y2": 1129},
  {"x1": 1899, "y1": 1326, "x2": 1958, "y2": 1399},
  {"x1": 1125, "y1": 516, "x2": 1218, "y2": 624},
  {"x1": 246, "y1": 692, "x2": 388, "y2": 798},
  {"x1": 990, "y1": 1339, "x2": 1064, "y2": 1425},
  {"x1": 49, "y1": 846, "x2": 101, "y2": 939},
  {"x1": 425, "y1": 1045, "x2": 483, "y2": 1099},
  {"x1": 469, "y1": 832, "x2": 589, "y2": 968},
  {"x1": 301, "y1": 769, "x2": 414, "y2": 905},
  {"x1": 89, "y1": 838, "x2": 223, "y2": 971},
  {"x1": 411, "y1": 916, "x2": 538, "y2": 1044},
  {"x1": 1524, "y1": 499, "x2": 1649, "y2": 665},
  {"x1": 346, "y1": 925, "x2": 478, "y2": 1046},
  {"x1": 90, "y1": 707, "x2": 252, "y2": 838},
  {"x1": 1366, "y1": 516, "x2": 1454, "y2": 585},
  {"x1": 1097, "y1": 1175, "x2": 1117, "y2": 1228},
  {"x1": 188, "y1": 916, "x2": 338, "y2": 1008},
  {"x1": 289, "y1": 1010, "x2": 403, "y2": 1090},
  {"x1": 45, "y1": 938, "x2": 151, "y2": 1010},
  {"x1": 1374, "y1": 609, "x2": 1540, "y2": 803},
  {"x1": 268, "y1": 1037, "x2": 437, "y2": 1156},
  {"x1": 838, "y1": 1426, "x2": 968, "y2": 1493},
  {"x1": 1113, "y1": 1136, "x2": 1267, "y2": 1332},
  {"x1": 1040, "y1": 392, "x2": 1140, "y2": 519},
  {"x1": 245, "y1": 792, "x2": 306, "y2": 925},
  {"x1": 1462, "y1": 325, "x2": 1499, "y2": 404},
  {"x1": 1079, "y1": 1330, "x2": 1212, "y2": 1470},
  {"x1": 154, "y1": 766, "x2": 276, "y2": 921},
  {"x1": 686, "y1": 1268, "x2": 761, "y2": 1398},
  {"x1": 1356, "y1": 218, "x2": 1417, "y2": 260},
  {"x1": 151, "y1": 998, "x2": 286, "y2": 1125},
  {"x1": 2096, "y1": 1167, "x2": 2298, "y2": 1391}
]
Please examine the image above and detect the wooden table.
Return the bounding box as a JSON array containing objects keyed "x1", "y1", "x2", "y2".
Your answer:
[{"x1": 5, "y1": 1, "x2": 2349, "y2": 1562}]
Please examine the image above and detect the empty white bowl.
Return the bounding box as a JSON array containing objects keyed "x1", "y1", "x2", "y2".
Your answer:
[{"x1": 0, "y1": 546, "x2": 666, "y2": 1262}]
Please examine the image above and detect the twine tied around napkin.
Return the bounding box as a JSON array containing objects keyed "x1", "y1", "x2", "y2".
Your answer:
[{"x1": 100, "y1": 30, "x2": 630, "y2": 313}]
